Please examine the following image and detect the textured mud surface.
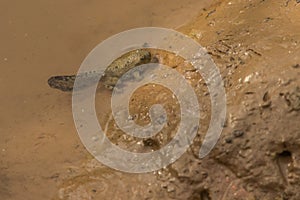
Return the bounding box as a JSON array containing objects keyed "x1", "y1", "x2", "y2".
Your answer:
[{"x1": 52, "y1": 0, "x2": 300, "y2": 199}]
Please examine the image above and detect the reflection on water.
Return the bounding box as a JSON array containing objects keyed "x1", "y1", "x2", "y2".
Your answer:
[{"x1": 0, "y1": 0, "x2": 215, "y2": 199}]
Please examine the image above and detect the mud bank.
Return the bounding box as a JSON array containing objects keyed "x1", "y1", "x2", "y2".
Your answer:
[{"x1": 55, "y1": 0, "x2": 300, "y2": 199}]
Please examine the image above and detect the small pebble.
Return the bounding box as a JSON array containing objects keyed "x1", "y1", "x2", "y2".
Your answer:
[
  {"x1": 233, "y1": 130, "x2": 244, "y2": 137},
  {"x1": 292, "y1": 64, "x2": 299, "y2": 68},
  {"x1": 225, "y1": 137, "x2": 233, "y2": 143}
]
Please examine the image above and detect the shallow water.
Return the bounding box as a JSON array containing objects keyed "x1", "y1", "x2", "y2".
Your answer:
[{"x1": 0, "y1": 0, "x2": 215, "y2": 199}]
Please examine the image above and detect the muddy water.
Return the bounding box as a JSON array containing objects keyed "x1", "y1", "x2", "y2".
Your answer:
[{"x1": 0, "y1": 0, "x2": 217, "y2": 199}]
